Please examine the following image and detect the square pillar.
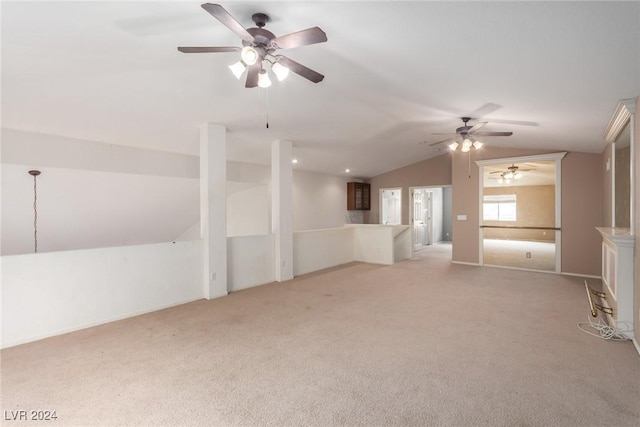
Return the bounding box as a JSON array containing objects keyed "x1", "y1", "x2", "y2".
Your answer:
[
  {"x1": 272, "y1": 140, "x2": 293, "y2": 282},
  {"x1": 200, "y1": 123, "x2": 228, "y2": 299}
]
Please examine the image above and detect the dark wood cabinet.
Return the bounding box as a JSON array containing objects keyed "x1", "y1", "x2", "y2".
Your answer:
[{"x1": 347, "y1": 182, "x2": 371, "y2": 210}]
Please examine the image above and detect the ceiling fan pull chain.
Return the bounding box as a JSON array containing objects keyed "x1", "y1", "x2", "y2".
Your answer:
[{"x1": 265, "y1": 87, "x2": 269, "y2": 129}]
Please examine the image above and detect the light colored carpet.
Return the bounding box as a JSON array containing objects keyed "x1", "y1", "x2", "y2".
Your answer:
[{"x1": 2, "y1": 254, "x2": 639, "y2": 426}]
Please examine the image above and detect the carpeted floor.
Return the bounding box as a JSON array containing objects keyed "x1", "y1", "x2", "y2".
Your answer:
[{"x1": 2, "y1": 252, "x2": 639, "y2": 426}]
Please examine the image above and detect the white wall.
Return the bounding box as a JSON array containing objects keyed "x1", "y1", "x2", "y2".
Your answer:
[
  {"x1": 352, "y1": 225, "x2": 395, "y2": 264},
  {"x1": 293, "y1": 170, "x2": 350, "y2": 231},
  {"x1": 1, "y1": 164, "x2": 199, "y2": 255},
  {"x1": 2, "y1": 128, "x2": 199, "y2": 178},
  {"x1": 1, "y1": 240, "x2": 202, "y2": 348},
  {"x1": 293, "y1": 227, "x2": 355, "y2": 276},
  {"x1": 228, "y1": 235, "x2": 274, "y2": 292},
  {"x1": 2, "y1": 133, "x2": 349, "y2": 255},
  {"x1": 293, "y1": 225, "x2": 412, "y2": 276},
  {"x1": 227, "y1": 182, "x2": 270, "y2": 236}
]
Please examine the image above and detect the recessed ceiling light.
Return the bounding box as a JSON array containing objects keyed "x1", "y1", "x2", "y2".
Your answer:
[
  {"x1": 292, "y1": 158, "x2": 298, "y2": 164},
  {"x1": 345, "y1": 168, "x2": 350, "y2": 173}
]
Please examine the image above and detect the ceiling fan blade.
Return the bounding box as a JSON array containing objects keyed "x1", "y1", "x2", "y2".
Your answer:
[
  {"x1": 177, "y1": 46, "x2": 240, "y2": 53},
  {"x1": 468, "y1": 121, "x2": 487, "y2": 133},
  {"x1": 429, "y1": 137, "x2": 458, "y2": 146},
  {"x1": 271, "y1": 27, "x2": 327, "y2": 50},
  {"x1": 489, "y1": 171, "x2": 504, "y2": 174},
  {"x1": 201, "y1": 3, "x2": 254, "y2": 43},
  {"x1": 276, "y1": 56, "x2": 324, "y2": 83},
  {"x1": 473, "y1": 131, "x2": 514, "y2": 137},
  {"x1": 486, "y1": 119, "x2": 539, "y2": 126},
  {"x1": 431, "y1": 132, "x2": 459, "y2": 136},
  {"x1": 245, "y1": 63, "x2": 260, "y2": 88},
  {"x1": 469, "y1": 103, "x2": 502, "y2": 118}
]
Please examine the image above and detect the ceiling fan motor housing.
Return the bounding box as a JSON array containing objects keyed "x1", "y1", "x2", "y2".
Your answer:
[
  {"x1": 243, "y1": 27, "x2": 277, "y2": 57},
  {"x1": 252, "y1": 12, "x2": 269, "y2": 28}
]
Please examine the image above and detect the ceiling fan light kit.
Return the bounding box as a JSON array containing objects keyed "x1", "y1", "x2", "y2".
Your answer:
[
  {"x1": 432, "y1": 116, "x2": 514, "y2": 152},
  {"x1": 228, "y1": 60, "x2": 246, "y2": 79},
  {"x1": 271, "y1": 61, "x2": 290, "y2": 81},
  {"x1": 240, "y1": 46, "x2": 260, "y2": 65},
  {"x1": 257, "y1": 69, "x2": 272, "y2": 88},
  {"x1": 490, "y1": 164, "x2": 531, "y2": 185},
  {"x1": 178, "y1": 3, "x2": 327, "y2": 88}
]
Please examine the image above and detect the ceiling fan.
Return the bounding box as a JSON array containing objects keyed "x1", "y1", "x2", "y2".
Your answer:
[
  {"x1": 488, "y1": 164, "x2": 536, "y2": 183},
  {"x1": 429, "y1": 117, "x2": 514, "y2": 152},
  {"x1": 177, "y1": 3, "x2": 327, "y2": 88}
]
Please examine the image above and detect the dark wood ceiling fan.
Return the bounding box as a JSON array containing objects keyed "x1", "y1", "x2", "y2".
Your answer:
[
  {"x1": 429, "y1": 117, "x2": 514, "y2": 147},
  {"x1": 177, "y1": 3, "x2": 327, "y2": 88}
]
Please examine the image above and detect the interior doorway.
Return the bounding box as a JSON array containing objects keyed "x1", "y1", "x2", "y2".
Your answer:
[
  {"x1": 410, "y1": 186, "x2": 452, "y2": 253},
  {"x1": 412, "y1": 188, "x2": 433, "y2": 250},
  {"x1": 380, "y1": 188, "x2": 402, "y2": 225},
  {"x1": 477, "y1": 153, "x2": 566, "y2": 273}
]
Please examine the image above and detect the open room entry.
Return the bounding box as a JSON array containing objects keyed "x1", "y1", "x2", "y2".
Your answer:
[
  {"x1": 477, "y1": 153, "x2": 566, "y2": 272},
  {"x1": 410, "y1": 186, "x2": 452, "y2": 252}
]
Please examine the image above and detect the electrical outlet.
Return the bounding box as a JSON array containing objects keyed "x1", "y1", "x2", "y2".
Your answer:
[{"x1": 526, "y1": 252, "x2": 532, "y2": 258}]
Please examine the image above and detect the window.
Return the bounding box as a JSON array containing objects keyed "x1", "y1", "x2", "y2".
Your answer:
[{"x1": 483, "y1": 194, "x2": 516, "y2": 221}]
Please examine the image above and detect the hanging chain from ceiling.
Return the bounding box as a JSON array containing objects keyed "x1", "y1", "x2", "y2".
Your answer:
[{"x1": 28, "y1": 170, "x2": 41, "y2": 253}]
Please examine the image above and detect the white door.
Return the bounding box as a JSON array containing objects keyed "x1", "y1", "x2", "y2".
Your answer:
[
  {"x1": 424, "y1": 191, "x2": 433, "y2": 245},
  {"x1": 411, "y1": 189, "x2": 434, "y2": 250},
  {"x1": 380, "y1": 188, "x2": 402, "y2": 225},
  {"x1": 412, "y1": 189, "x2": 425, "y2": 250}
]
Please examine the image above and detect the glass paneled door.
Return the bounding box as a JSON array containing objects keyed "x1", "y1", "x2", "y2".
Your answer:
[{"x1": 411, "y1": 188, "x2": 432, "y2": 251}]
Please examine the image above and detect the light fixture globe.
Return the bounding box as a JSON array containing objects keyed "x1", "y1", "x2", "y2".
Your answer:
[
  {"x1": 257, "y1": 69, "x2": 272, "y2": 88},
  {"x1": 228, "y1": 61, "x2": 246, "y2": 79},
  {"x1": 241, "y1": 46, "x2": 259, "y2": 65},
  {"x1": 473, "y1": 140, "x2": 483, "y2": 149},
  {"x1": 448, "y1": 141, "x2": 459, "y2": 151},
  {"x1": 272, "y1": 62, "x2": 290, "y2": 81}
]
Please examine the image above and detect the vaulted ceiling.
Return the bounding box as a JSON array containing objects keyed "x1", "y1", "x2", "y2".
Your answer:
[{"x1": 2, "y1": 1, "x2": 639, "y2": 178}]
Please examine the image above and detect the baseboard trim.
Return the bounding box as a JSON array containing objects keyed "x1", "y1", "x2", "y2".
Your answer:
[
  {"x1": 633, "y1": 338, "x2": 640, "y2": 357},
  {"x1": 451, "y1": 261, "x2": 480, "y2": 266},
  {"x1": 561, "y1": 272, "x2": 601, "y2": 279}
]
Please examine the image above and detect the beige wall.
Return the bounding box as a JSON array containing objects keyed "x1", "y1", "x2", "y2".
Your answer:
[
  {"x1": 483, "y1": 185, "x2": 555, "y2": 242},
  {"x1": 602, "y1": 141, "x2": 613, "y2": 227},
  {"x1": 634, "y1": 96, "x2": 639, "y2": 345},
  {"x1": 451, "y1": 147, "x2": 603, "y2": 276},
  {"x1": 560, "y1": 152, "x2": 603, "y2": 276},
  {"x1": 364, "y1": 154, "x2": 451, "y2": 225},
  {"x1": 451, "y1": 147, "x2": 550, "y2": 264}
]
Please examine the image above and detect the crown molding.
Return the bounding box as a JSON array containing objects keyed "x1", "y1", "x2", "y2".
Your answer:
[
  {"x1": 475, "y1": 152, "x2": 567, "y2": 167},
  {"x1": 603, "y1": 98, "x2": 636, "y2": 143}
]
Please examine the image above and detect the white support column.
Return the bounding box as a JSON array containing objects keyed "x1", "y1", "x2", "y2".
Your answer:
[
  {"x1": 271, "y1": 140, "x2": 294, "y2": 282},
  {"x1": 200, "y1": 123, "x2": 228, "y2": 299}
]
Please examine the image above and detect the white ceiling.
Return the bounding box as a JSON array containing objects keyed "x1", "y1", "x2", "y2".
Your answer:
[{"x1": 2, "y1": 1, "x2": 639, "y2": 178}]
